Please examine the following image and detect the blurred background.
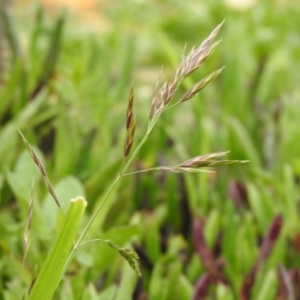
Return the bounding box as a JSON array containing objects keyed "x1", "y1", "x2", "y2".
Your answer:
[{"x1": 1, "y1": 0, "x2": 300, "y2": 299}]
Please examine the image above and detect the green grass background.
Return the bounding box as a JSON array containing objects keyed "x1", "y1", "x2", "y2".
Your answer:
[{"x1": 1, "y1": 0, "x2": 300, "y2": 299}]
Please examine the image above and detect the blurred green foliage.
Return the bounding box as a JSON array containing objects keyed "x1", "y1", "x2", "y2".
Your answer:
[{"x1": 1, "y1": 0, "x2": 300, "y2": 299}]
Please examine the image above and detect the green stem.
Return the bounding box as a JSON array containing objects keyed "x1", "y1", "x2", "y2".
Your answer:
[
  {"x1": 121, "y1": 167, "x2": 163, "y2": 177},
  {"x1": 79, "y1": 238, "x2": 109, "y2": 247},
  {"x1": 64, "y1": 104, "x2": 163, "y2": 275},
  {"x1": 63, "y1": 118, "x2": 157, "y2": 271}
]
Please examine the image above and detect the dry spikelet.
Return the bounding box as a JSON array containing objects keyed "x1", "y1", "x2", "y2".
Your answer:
[
  {"x1": 19, "y1": 131, "x2": 61, "y2": 208},
  {"x1": 126, "y1": 84, "x2": 134, "y2": 129},
  {"x1": 124, "y1": 115, "x2": 136, "y2": 157},
  {"x1": 178, "y1": 152, "x2": 249, "y2": 169},
  {"x1": 157, "y1": 152, "x2": 248, "y2": 173},
  {"x1": 179, "y1": 152, "x2": 230, "y2": 168},
  {"x1": 149, "y1": 21, "x2": 224, "y2": 112},
  {"x1": 124, "y1": 85, "x2": 137, "y2": 157},
  {"x1": 180, "y1": 67, "x2": 224, "y2": 102},
  {"x1": 183, "y1": 39, "x2": 221, "y2": 77}
]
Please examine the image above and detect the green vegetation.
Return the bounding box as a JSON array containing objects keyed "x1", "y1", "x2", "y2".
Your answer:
[{"x1": 1, "y1": 1, "x2": 300, "y2": 299}]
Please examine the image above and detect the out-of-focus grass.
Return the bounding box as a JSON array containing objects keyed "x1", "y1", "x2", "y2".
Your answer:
[{"x1": 1, "y1": 0, "x2": 300, "y2": 299}]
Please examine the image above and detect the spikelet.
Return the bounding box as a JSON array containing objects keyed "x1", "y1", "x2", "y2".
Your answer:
[
  {"x1": 19, "y1": 131, "x2": 61, "y2": 208},
  {"x1": 124, "y1": 84, "x2": 137, "y2": 157}
]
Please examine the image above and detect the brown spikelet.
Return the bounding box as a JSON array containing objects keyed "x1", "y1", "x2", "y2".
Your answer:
[
  {"x1": 124, "y1": 84, "x2": 137, "y2": 157},
  {"x1": 126, "y1": 84, "x2": 134, "y2": 129},
  {"x1": 19, "y1": 131, "x2": 61, "y2": 208},
  {"x1": 178, "y1": 152, "x2": 249, "y2": 169},
  {"x1": 124, "y1": 115, "x2": 136, "y2": 157},
  {"x1": 163, "y1": 64, "x2": 184, "y2": 106},
  {"x1": 180, "y1": 68, "x2": 224, "y2": 102},
  {"x1": 23, "y1": 179, "x2": 34, "y2": 264},
  {"x1": 150, "y1": 82, "x2": 168, "y2": 120},
  {"x1": 150, "y1": 21, "x2": 224, "y2": 112},
  {"x1": 182, "y1": 35, "x2": 223, "y2": 77},
  {"x1": 156, "y1": 152, "x2": 248, "y2": 173}
]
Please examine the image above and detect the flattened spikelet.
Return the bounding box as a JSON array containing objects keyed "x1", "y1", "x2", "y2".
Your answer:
[
  {"x1": 180, "y1": 68, "x2": 224, "y2": 102},
  {"x1": 126, "y1": 84, "x2": 134, "y2": 129},
  {"x1": 19, "y1": 131, "x2": 61, "y2": 208},
  {"x1": 124, "y1": 115, "x2": 136, "y2": 157},
  {"x1": 124, "y1": 85, "x2": 137, "y2": 157}
]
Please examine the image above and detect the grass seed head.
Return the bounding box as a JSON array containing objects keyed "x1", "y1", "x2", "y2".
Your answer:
[
  {"x1": 124, "y1": 115, "x2": 136, "y2": 157},
  {"x1": 180, "y1": 68, "x2": 224, "y2": 102},
  {"x1": 149, "y1": 21, "x2": 224, "y2": 114},
  {"x1": 124, "y1": 84, "x2": 136, "y2": 157},
  {"x1": 179, "y1": 152, "x2": 230, "y2": 168},
  {"x1": 126, "y1": 84, "x2": 134, "y2": 129},
  {"x1": 19, "y1": 131, "x2": 61, "y2": 208}
]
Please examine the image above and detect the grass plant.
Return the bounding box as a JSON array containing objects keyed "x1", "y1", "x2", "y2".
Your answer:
[
  {"x1": 19, "y1": 21, "x2": 246, "y2": 299},
  {"x1": 1, "y1": 1, "x2": 300, "y2": 299}
]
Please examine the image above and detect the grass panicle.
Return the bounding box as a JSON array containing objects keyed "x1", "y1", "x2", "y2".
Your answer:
[
  {"x1": 148, "y1": 21, "x2": 224, "y2": 125},
  {"x1": 19, "y1": 131, "x2": 61, "y2": 208}
]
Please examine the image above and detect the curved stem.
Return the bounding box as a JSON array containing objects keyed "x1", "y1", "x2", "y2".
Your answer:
[
  {"x1": 121, "y1": 167, "x2": 163, "y2": 177},
  {"x1": 78, "y1": 238, "x2": 109, "y2": 248}
]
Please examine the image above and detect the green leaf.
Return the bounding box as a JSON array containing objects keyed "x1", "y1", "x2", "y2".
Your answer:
[
  {"x1": 114, "y1": 260, "x2": 139, "y2": 300},
  {"x1": 42, "y1": 176, "x2": 86, "y2": 230},
  {"x1": 98, "y1": 284, "x2": 117, "y2": 300},
  {"x1": 28, "y1": 197, "x2": 87, "y2": 300}
]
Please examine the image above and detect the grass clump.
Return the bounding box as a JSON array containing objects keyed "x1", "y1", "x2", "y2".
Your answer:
[{"x1": 1, "y1": 1, "x2": 300, "y2": 299}]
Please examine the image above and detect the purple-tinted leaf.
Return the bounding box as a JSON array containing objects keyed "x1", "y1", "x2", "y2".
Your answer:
[{"x1": 240, "y1": 214, "x2": 283, "y2": 300}]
